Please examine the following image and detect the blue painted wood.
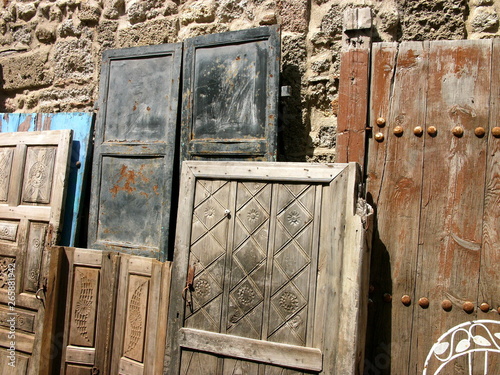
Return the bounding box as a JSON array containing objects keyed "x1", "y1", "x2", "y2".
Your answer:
[{"x1": 0, "y1": 112, "x2": 94, "y2": 246}]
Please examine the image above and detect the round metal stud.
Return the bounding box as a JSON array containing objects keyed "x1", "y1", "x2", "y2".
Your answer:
[
  {"x1": 498, "y1": 306, "x2": 500, "y2": 315},
  {"x1": 463, "y1": 301, "x2": 475, "y2": 314},
  {"x1": 492, "y1": 127, "x2": 500, "y2": 138},
  {"x1": 375, "y1": 132, "x2": 385, "y2": 142},
  {"x1": 480, "y1": 302, "x2": 490, "y2": 313},
  {"x1": 383, "y1": 293, "x2": 392, "y2": 303},
  {"x1": 414, "y1": 126, "x2": 424, "y2": 136},
  {"x1": 452, "y1": 126, "x2": 464, "y2": 137},
  {"x1": 427, "y1": 126, "x2": 438, "y2": 137},
  {"x1": 419, "y1": 297, "x2": 430, "y2": 309},
  {"x1": 441, "y1": 299, "x2": 452, "y2": 311},
  {"x1": 394, "y1": 126, "x2": 404, "y2": 136},
  {"x1": 401, "y1": 295, "x2": 411, "y2": 306},
  {"x1": 475, "y1": 127, "x2": 486, "y2": 137},
  {"x1": 376, "y1": 117, "x2": 386, "y2": 127}
]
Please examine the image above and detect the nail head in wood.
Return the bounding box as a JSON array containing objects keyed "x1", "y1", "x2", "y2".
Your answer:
[
  {"x1": 393, "y1": 126, "x2": 404, "y2": 136},
  {"x1": 452, "y1": 126, "x2": 464, "y2": 137},
  {"x1": 418, "y1": 297, "x2": 430, "y2": 309},
  {"x1": 376, "y1": 117, "x2": 386, "y2": 127},
  {"x1": 374, "y1": 132, "x2": 384, "y2": 142},
  {"x1": 383, "y1": 293, "x2": 392, "y2": 303},
  {"x1": 401, "y1": 295, "x2": 411, "y2": 306},
  {"x1": 463, "y1": 301, "x2": 475, "y2": 314},
  {"x1": 441, "y1": 299, "x2": 452, "y2": 311},
  {"x1": 474, "y1": 127, "x2": 486, "y2": 137},
  {"x1": 413, "y1": 126, "x2": 424, "y2": 136},
  {"x1": 427, "y1": 126, "x2": 437, "y2": 136},
  {"x1": 480, "y1": 302, "x2": 490, "y2": 313},
  {"x1": 492, "y1": 127, "x2": 500, "y2": 138}
]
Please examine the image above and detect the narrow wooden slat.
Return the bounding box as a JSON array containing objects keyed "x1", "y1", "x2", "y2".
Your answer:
[
  {"x1": 476, "y1": 38, "x2": 500, "y2": 373},
  {"x1": 337, "y1": 9, "x2": 372, "y2": 167},
  {"x1": 65, "y1": 346, "x2": 95, "y2": 365},
  {"x1": 367, "y1": 41, "x2": 429, "y2": 374},
  {"x1": 178, "y1": 328, "x2": 323, "y2": 372},
  {"x1": 337, "y1": 49, "x2": 371, "y2": 166},
  {"x1": 186, "y1": 161, "x2": 347, "y2": 182},
  {"x1": 364, "y1": 41, "x2": 398, "y2": 372},
  {"x1": 411, "y1": 40, "x2": 492, "y2": 373}
]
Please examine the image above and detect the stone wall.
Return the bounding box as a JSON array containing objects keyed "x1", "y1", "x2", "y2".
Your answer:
[{"x1": 1, "y1": 0, "x2": 499, "y2": 161}]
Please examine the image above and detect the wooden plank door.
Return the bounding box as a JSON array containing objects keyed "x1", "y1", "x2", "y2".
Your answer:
[
  {"x1": 88, "y1": 43, "x2": 182, "y2": 260},
  {"x1": 0, "y1": 112, "x2": 94, "y2": 247},
  {"x1": 59, "y1": 247, "x2": 119, "y2": 375},
  {"x1": 365, "y1": 39, "x2": 500, "y2": 374},
  {"x1": 0, "y1": 130, "x2": 72, "y2": 374},
  {"x1": 166, "y1": 161, "x2": 371, "y2": 374},
  {"x1": 180, "y1": 26, "x2": 280, "y2": 162},
  {"x1": 110, "y1": 254, "x2": 171, "y2": 374}
]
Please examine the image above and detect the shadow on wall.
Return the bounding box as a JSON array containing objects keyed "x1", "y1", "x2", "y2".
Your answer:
[
  {"x1": 364, "y1": 192, "x2": 393, "y2": 375},
  {"x1": 278, "y1": 63, "x2": 308, "y2": 162}
]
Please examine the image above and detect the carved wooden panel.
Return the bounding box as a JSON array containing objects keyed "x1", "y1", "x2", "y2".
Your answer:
[
  {"x1": 0, "y1": 130, "x2": 72, "y2": 375},
  {"x1": 111, "y1": 255, "x2": 171, "y2": 375},
  {"x1": 166, "y1": 161, "x2": 371, "y2": 374},
  {"x1": 59, "y1": 248, "x2": 119, "y2": 375},
  {"x1": 88, "y1": 43, "x2": 182, "y2": 260},
  {"x1": 22, "y1": 146, "x2": 56, "y2": 204},
  {"x1": 0, "y1": 147, "x2": 14, "y2": 202}
]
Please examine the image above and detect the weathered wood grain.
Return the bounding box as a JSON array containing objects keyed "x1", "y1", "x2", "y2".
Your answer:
[
  {"x1": 366, "y1": 41, "x2": 429, "y2": 374},
  {"x1": 411, "y1": 40, "x2": 492, "y2": 374},
  {"x1": 165, "y1": 161, "x2": 370, "y2": 374},
  {"x1": 475, "y1": 37, "x2": 500, "y2": 373},
  {"x1": 88, "y1": 43, "x2": 182, "y2": 260},
  {"x1": 0, "y1": 130, "x2": 72, "y2": 375},
  {"x1": 179, "y1": 328, "x2": 323, "y2": 371}
]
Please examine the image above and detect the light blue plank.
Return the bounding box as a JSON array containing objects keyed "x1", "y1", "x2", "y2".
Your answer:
[
  {"x1": 0, "y1": 113, "x2": 94, "y2": 246},
  {"x1": 0, "y1": 113, "x2": 37, "y2": 132}
]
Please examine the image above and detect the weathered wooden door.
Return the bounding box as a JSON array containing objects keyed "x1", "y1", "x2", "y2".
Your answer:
[
  {"x1": 58, "y1": 247, "x2": 171, "y2": 374},
  {"x1": 166, "y1": 161, "x2": 371, "y2": 374},
  {"x1": 88, "y1": 43, "x2": 182, "y2": 260},
  {"x1": 0, "y1": 130, "x2": 72, "y2": 374},
  {"x1": 180, "y1": 26, "x2": 280, "y2": 161},
  {"x1": 365, "y1": 39, "x2": 500, "y2": 374},
  {"x1": 1, "y1": 112, "x2": 94, "y2": 247},
  {"x1": 59, "y1": 247, "x2": 119, "y2": 374},
  {"x1": 110, "y1": 254, "x2": 171, "y2": 374}
]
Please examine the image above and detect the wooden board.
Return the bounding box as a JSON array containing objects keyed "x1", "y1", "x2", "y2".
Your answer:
[
  {"x1": 110, "y1": 254, "x2": 171, "y2": 374},
  {"x1": 365, "y1": 39, "x2": 500, "y2": 374},
  {"x1": 0, "y1": 130, "x2": 72, "y2": 374},
  {"x1": 165, "y1": 161, "x2": 371, "y2": 374},
  {"x1": 58, "y1": 247, "x2": 119, "y2": 375},
  {"x1": 0, "y1": 112, "x2": 94, "y2": 246},
  {"x1": 180, "y1": 27, "x2": 279, "y2": 162},
  {"x1": 88, "y1": 43, "x2": 182, "y2": 260}
]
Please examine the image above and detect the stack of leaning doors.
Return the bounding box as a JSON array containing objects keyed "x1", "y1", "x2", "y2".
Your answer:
[{"x1": 56, "y1": 160, "x2": 372, "y2": 374}]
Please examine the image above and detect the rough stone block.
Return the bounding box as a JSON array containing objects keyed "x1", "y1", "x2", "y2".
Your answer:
[
  {"x1": 470, "y1": 6, "x2": 499, "y2": 32},
  {"x1": 398, "y1": 0, "x2": 467, "y2": 40},
  {"x1": 35, "y1": 23, "x2": 56, "y2": 43},
  {"x1": 16, "y1": 3, "x2": 37, "y2": 21},
  {"x1": 12, "y1": 22, "x2": 35, "y2": 45},
  {"x1": 79, "y1": 2, "x2": 102, "y2": 23},
  {"x1": 216, "y1": 0, "x2": 247, "y2": 23},
  {"x1": 278, "y1": 0, "x2": 308, "y2": 33},
  {"x1": 53, "y1": 38, "x2": 94, "y2": 83},
  {"x1": 117, "y1": 18, "x2": 177, "y2": 48},
  {"x1": 127, "y1": 2, "x2": 147, "y2": 24},
  {"x1": 0, "y1": 49, "x2": 53, "y2": 91},
  {"x1": 179, "y1": 0, "x2": 216, "y2": 25}
]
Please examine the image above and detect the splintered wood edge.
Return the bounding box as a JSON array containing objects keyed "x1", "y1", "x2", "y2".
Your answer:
[
  {"x1": 184, "y1": 161, "x2": 348, "y2": 183},
  {"x1": 178, "y1": 328, "x2": 323, "y2": 372}
]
